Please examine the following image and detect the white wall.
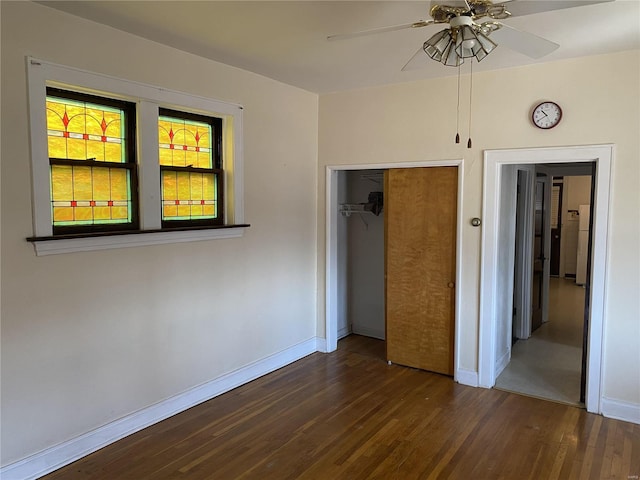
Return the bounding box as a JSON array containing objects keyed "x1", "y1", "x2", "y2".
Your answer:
[
  {"x1": 336, "y1": 171, "x2": 349, "y2": 338},
  {"x1": 318, "y1": 50, "x2": 640, "y2": 407},
  {"x1": 1, "y1": 2, "x2": 318, "y2": 466},
  {"x1": 346, "y1": 171, "x2": 385, "y2": 340}
]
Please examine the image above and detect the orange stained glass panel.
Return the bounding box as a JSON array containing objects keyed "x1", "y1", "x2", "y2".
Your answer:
[
  {"x1": 159, "y1": 148, "x2": 173, "y2": 167},
  {"x1": 86, "y1": 140, "x2": 104, "y2": 161},
  {"x1": 104, "y1": 142, "x2": 124, "y2": 162},
  {"x1": 46, "y1": 96, "x2": 125, "y2": 162},
  {"x1": 65, "y1": 104, "x2": 86, "y2": 134},
  {"x1": 185, "y1": 151, "x2": 198, "y2": 168},
  {"x1": 158, "y1": 119, "x2": 172, "y2": 144},
  {"x1": 162, "y1": 172, "x2": 177, "y2": 201},
  {"x1": 92, "y1": 169, "x2": 111, "y2": 201},
  {"x1": 93, "y1": 206, "x2": 111, "y2": 220},
  {"x1": 75, "y1": 206, "x2": 93, "y2": 221},
  {"x1": 191, "y1": 205, "x2": 203, "y2": 217},
  {"x1": 72, "y1": 167, "x2": 93, "y2": 201},
  {"x1": 111, "y1": 206, "x2": 129, "y2": 220},
  {"x1": 50, "y1": 164, "x2": 131, "y2": 226},
  {"x1": 53, "y1": 207, "x2": 74, "y2": 222},
  {"x1": 110, "y1": 169, "x2": 129, "y2": 201},
  {"x1": 190, "y1": 173, "x2": 204, "y2": 199},
  {"x1": 84, "y1": 106, "x2": 105, "y2": 136},
  {"x1": 48, "y1": 136, "x2": 67, "y2": 159},
  {"x1": 158, "y1": 115, "x2": 212, "y2": 169},
  {"x1": 177, "y1": 205, "x2": 191, "y2": 217},
  {"x1": 67, "y1": 138, "x2": 87, "y2": 161},
  {"x1": 203, "y1": 174, "x2": 215, "y2": 199},
  {"x1": 51, "y1": 165, "x2": 73, "y2": 201},
  {"x1": 47, "y1": 101, "x2": 66, "y2": 129},
  {"x1": 161, "y1": 171, "x2": 217, "y2": 220},
  {"x1": 177, "y1": 172, "x2": 191, "y2": 200},
  {"x1": 164, "y1": 205, "x2": 178, "y2": 218}
]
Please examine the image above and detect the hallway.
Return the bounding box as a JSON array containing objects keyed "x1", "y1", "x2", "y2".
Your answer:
[{"x1": 495, "y1": 277, "x2": 585, "y2": 406}]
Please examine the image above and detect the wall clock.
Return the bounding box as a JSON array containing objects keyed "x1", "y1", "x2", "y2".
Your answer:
[{"x1": 532, "y1": 101, "x2": 562, "y2": 129}]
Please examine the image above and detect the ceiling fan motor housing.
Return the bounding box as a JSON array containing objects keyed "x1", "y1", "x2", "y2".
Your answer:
[{"x1": 449, "y1": 16, "x2": 474, "y2": 28}]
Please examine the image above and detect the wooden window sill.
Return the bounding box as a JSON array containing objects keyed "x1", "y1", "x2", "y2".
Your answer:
[{"x1": 27, "y1": 224, "x2": 250, "y2": 256}]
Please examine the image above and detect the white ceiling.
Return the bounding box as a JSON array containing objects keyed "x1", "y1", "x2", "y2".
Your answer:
[{"x1": 38, "y1": 0, "x2": 640, "y2": 94}]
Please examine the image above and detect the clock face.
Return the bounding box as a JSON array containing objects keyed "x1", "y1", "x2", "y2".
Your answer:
[{"x1": 532, "y1": 102, "x2": 562, "y2": 129}]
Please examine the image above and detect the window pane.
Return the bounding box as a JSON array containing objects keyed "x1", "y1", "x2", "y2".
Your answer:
[
  {"x1": 158, "y1": 116, "x2": 212, "y2": 169},
  {"x1": 161, "y1": 170, "x2": 217, "y2": 221},
  {"x1": 50, "y1": 164, "x2": 132, "y2": 226},
  {"x1": 46, "y1": 96, "x2": 126, "y2": 163}
]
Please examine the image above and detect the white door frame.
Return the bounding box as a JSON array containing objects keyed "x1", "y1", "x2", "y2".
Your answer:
[
  {"x1": 325, "y1": 160, "x2": 465, "y2": 382},
  {"x1": 513, "y1": 167, "x2": 535, "y2": 340},
  {"x1": 479, "y1": 145, "x2": 613, "y2": 414}
]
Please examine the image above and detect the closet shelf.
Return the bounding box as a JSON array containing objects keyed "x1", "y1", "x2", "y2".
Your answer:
[{"x1": 339, "y1": 204, "x2": 382, "y2": 217}]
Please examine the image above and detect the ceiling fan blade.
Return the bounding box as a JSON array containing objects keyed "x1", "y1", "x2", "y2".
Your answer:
[
  {"x1": 503, "y1": 0, "x2": 614, "y2": 18},
  {"x1": 327, "y1": 20, "x2": 433, "y2": 41},
  {"x1": 401, "y1": 47, "x2": 432, "y2": 71},
  {"x1": 491, "y1": 23, "x2": 559, "y2": 58}
]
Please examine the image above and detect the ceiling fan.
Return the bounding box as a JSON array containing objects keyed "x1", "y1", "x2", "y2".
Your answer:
[{"x1": 328, "y1": 0, "x2": 613, "y2": 69}]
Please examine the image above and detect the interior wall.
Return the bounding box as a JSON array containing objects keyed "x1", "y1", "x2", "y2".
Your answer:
[
  {"x1": 1, "y1": 2, "x2": 318, "y2": 466},
  {"x1": 318, "y1": 50, "x2": 640, "y2": 407},
  {"x1": 336, "y1": 171, "x2": 349, "y2": 338},
  {"x1": 345, "y1": 170, "x2": 385, "y2": 340}
]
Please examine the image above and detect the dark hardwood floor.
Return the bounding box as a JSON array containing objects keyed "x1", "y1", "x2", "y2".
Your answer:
[{"x1": 43, "y1": 335, "x2": 640, "y2": 479}]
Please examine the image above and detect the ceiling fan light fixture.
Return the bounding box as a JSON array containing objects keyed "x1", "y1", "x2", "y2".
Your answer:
[
  {"x1": 441, "y1": 39, "x2": 464, "y2": 67},
  {"x1": 423, "y1": 29, "x2": 453, "y2": 61},
  {"x1": 454, "y1": 25, "x2": 496, "y2": 62},
  {"x1": 475, "y1": 31, "x2": 497, "y2": 56}
]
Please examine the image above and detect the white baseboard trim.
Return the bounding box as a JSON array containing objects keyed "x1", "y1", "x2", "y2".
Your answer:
[
  {"x1": 0, "y1": 337, "x2": 320, "y2": 480},
  {"x1": 601, "y1": 397, "x2": 640, "y2": 425},
  {"x1": 352, "y1": 326, "x2": 385, "y2": 340},
  {"x1": 337, "y1": 326, "x2": 351, "y2": 340},
  {"x1": 455, "y1": 368, "x2": 479, "y2": 387},
  {"x1": 495, "y1": 350, "x2": 510, "y2": 379},
  {"x1": 315, "y1": 336, "x2": 328, "y2": 353}
]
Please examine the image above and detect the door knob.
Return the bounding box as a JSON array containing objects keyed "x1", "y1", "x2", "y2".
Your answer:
[{"x1": 448, "y1": 282, "x2": 455, "y2": 288}]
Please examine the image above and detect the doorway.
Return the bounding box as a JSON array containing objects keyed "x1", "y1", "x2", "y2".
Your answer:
[
  {"x1": 496, "y1": 168, "x2": 594, "y2": 406},
  {"x1": 479, "y1": 145, "x2": 613, "y2": 415},
  {"x1": 324, "y1": 160, "x2": 464, "y2": 380}
]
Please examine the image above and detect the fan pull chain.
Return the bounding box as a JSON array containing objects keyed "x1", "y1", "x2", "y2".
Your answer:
[
  {"x1": 455, "y1": 64, "x2": 461, "y2": 144},
  {"x1": 467, "y1": 58, "x2": 473, "y2": 149}
]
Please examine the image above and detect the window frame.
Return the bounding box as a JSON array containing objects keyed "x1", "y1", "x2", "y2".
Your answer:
[
  {"x1": 26, "y1": 57, "x2": 246, "y2": 255},
  {"x1": 46, "y1": 87, "x2": 141, "y2": 235},
  {"x1": 158, "y1": 108, "x2": 224, "y2": 228}
]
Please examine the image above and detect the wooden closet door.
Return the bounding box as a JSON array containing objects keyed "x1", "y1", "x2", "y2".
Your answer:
[{"x1": 385, "y1": 167, "x2": 457, "y2": 375}]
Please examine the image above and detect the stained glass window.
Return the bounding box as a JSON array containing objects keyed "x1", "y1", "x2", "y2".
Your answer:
[
  {"x1": 46, "y1": 96, "x2": 126, "y2": 163},
  {"x1": 158, "y1": 116, "x2": 212, "y2": 169},
  {"x1": 46, "y1": 88, "x2": 137, "y2": 232},
  {"x1": 158, "y1": 109, "x2": 223, "y2": 226}
]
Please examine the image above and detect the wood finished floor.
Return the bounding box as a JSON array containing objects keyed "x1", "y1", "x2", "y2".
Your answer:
[{"x1": 43, "y1": 335, "x2": 640, "y2": 480}]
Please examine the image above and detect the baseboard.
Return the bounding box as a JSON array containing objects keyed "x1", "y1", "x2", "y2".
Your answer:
[
  {"x1": 455, "y1": 368, "x2": 479, "y2": 387},
  {"x1": 315, "y1": 336, "x2": 328, "y2": 353},
  {"x1": 601, "y1": 397, "x2": 640, "y2": 425},
  {"x1": 495, "y1": 349, "x2": 511, "y2": 378},
  {"x1": 0, "y1": 337, "x2": 320, "y2": 480},
  {"x1": 337, "y1": 326, "x2": 351, "y2": 340},
  {"x1": 352, "y1": 325, "x2": 385, "y2": 340}
]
